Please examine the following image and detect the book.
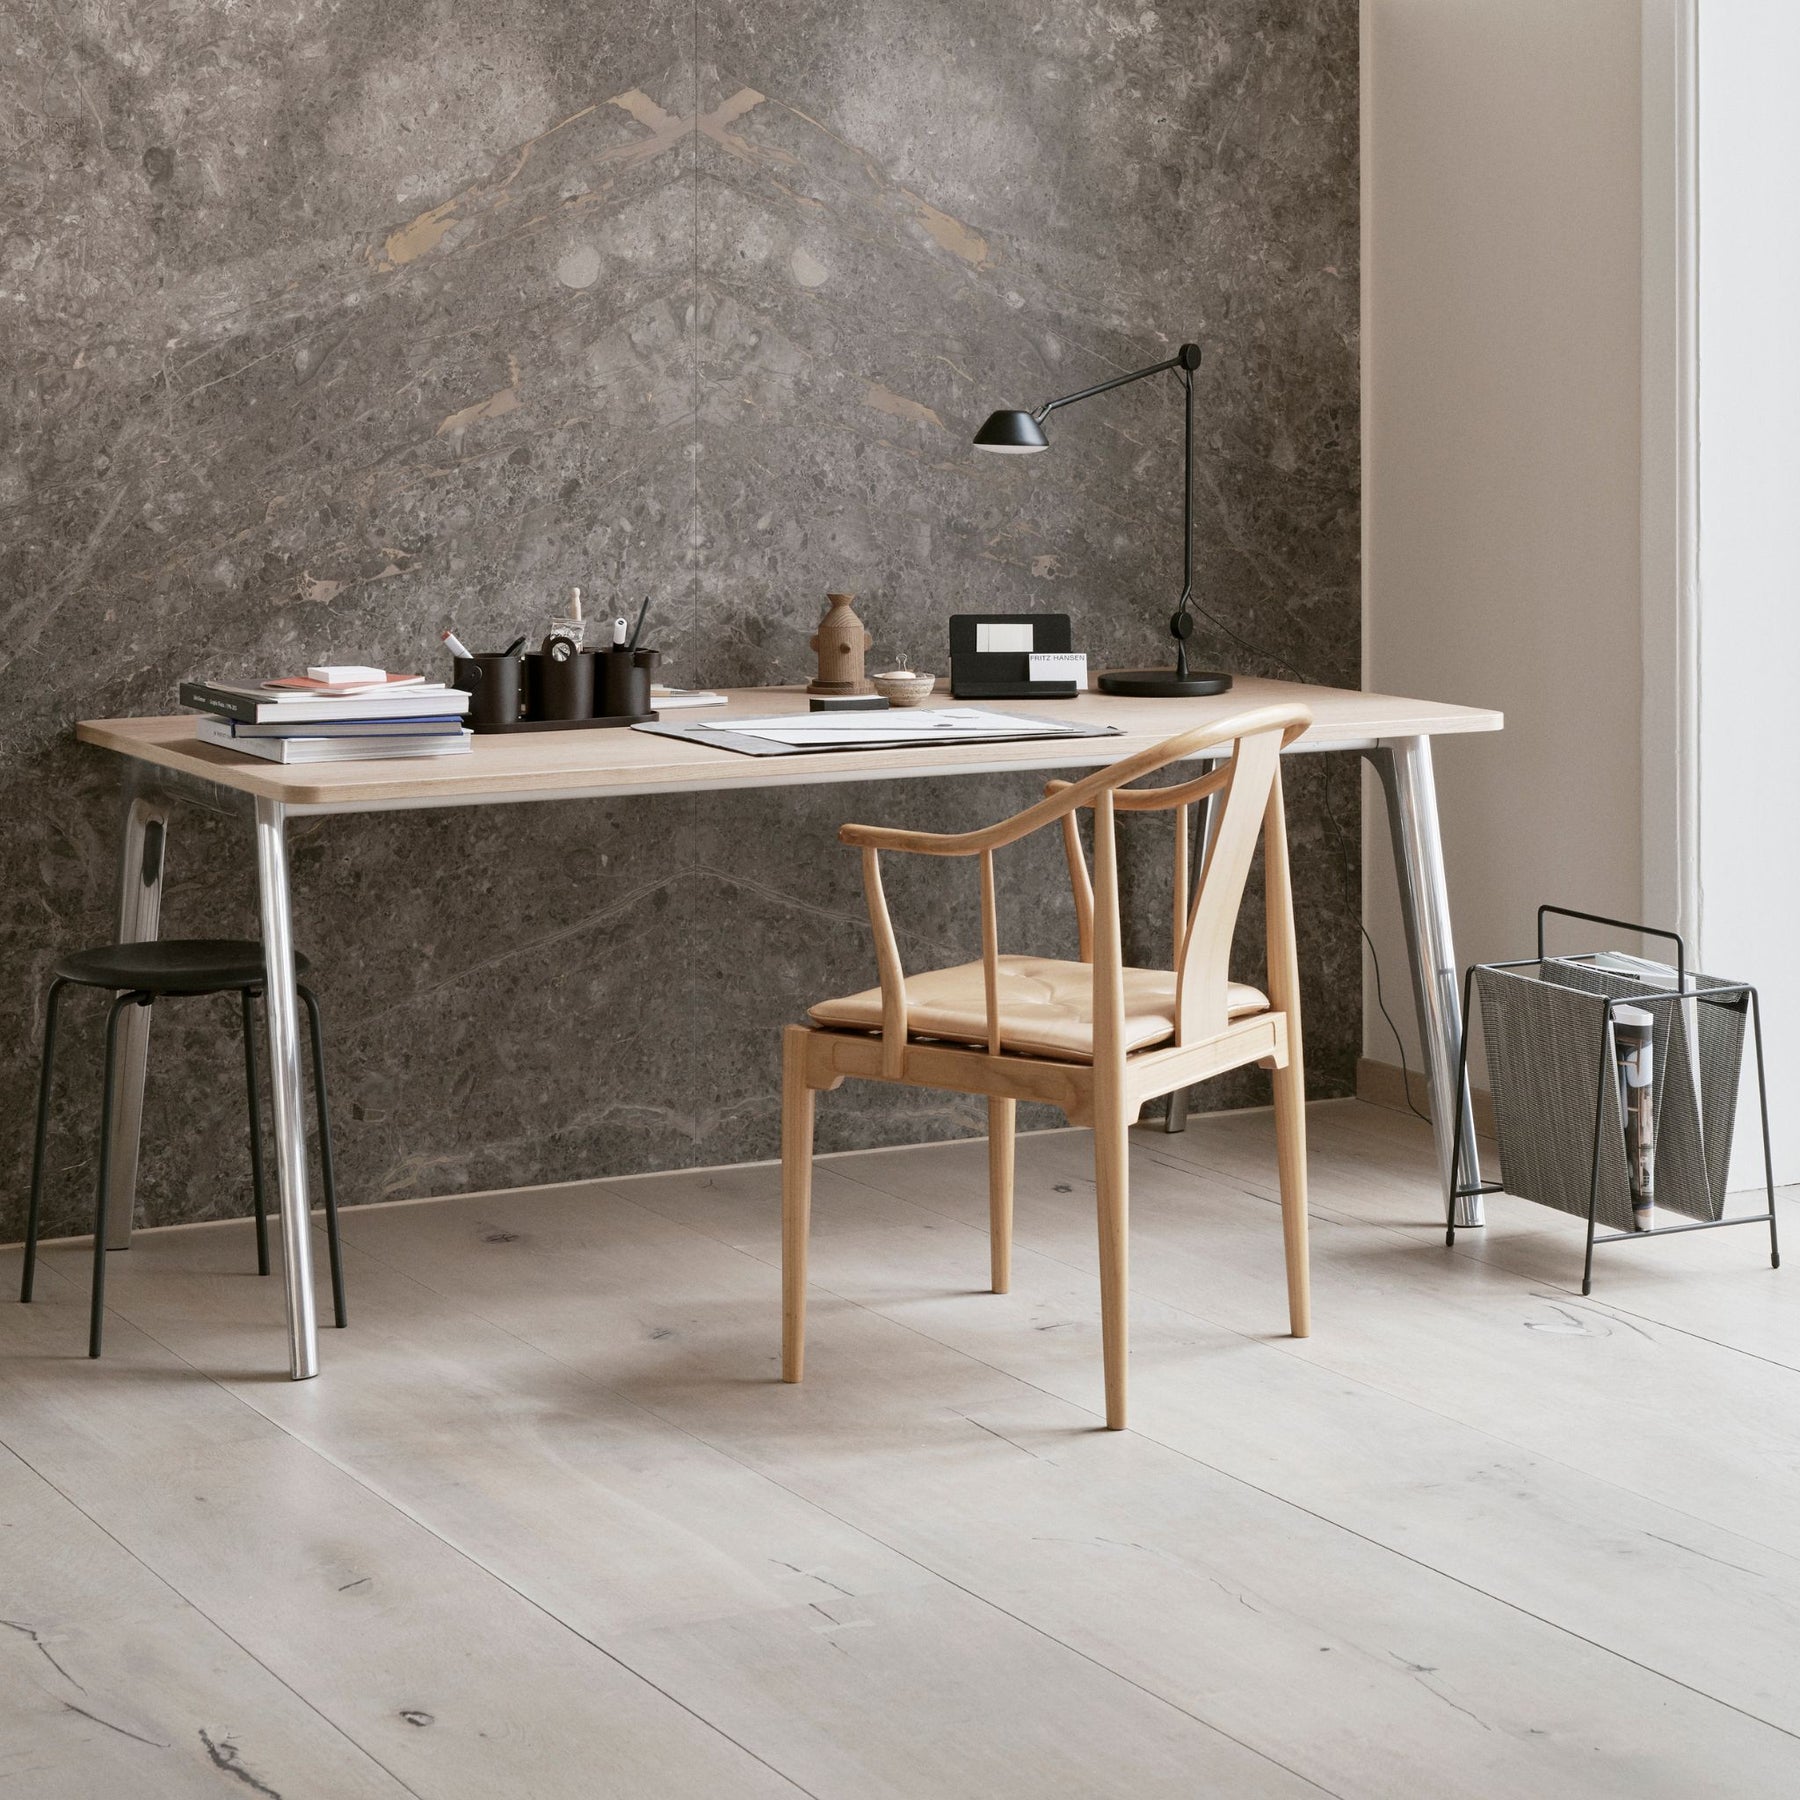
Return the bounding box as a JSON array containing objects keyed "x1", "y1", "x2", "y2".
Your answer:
[
  {"x1": 216, "y1": 715, "x2": 467, "y2": 740},
  {"x1": 181, "y1": 680, "x2": 469, "y2": 725},
  {"x1": 649, "y1": 686, "x2": 729, "y2": 709},
  {"x1": 266, "y1": 672, "x2": 428, "y2": 697},
  {"x1": 1565, "y1": 949, "x2": 1704, "y2": 1185},
  {"x1": 196, "y1": 677, "x2": 456, "y2": 703},
  {"x1": 195, "y1": 718, "x2": 473, "y2": 762}
]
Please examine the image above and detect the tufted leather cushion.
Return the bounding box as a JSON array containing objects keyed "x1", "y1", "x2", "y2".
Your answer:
[{"x1": 808, "y1": 955, "x2": 1268, "y2": 1063}]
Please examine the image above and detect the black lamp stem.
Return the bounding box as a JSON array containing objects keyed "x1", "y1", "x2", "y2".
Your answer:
[{"x1": 1177, "y1": 366, "x2": 1193, "y2": 679}]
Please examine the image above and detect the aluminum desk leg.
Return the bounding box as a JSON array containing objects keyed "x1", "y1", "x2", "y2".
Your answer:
[
  {"x1": 255, "y1": 798, "x2": 319, "y2": 1379},
  {"x1": 1163, "y1": 768, "x2": 1223, "y2": 1134},
  {"x1": 102, "y1": 784, "x2": 169, "y2": 1248},
  {"x1": 1367, "y1": 737, "x2": 1485, "y2": 1226}
]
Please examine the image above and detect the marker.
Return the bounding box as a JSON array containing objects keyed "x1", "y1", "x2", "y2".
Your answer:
[
  {"x1": 442, "y1": 629, "x2": 474, "y2": 659},
  {"x1": 612, "y1": 615, "x2": 629, "y2": 647}
]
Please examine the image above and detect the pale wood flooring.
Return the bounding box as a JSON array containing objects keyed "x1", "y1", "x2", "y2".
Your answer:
[{"x1": 3, "y1": 1100, "x2": 1798, "y2": 1798}]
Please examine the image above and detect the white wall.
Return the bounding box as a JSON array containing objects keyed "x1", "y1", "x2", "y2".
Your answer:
[
  {"x1": 1365, "y1": 0, "x2": 1800, "y2": 1188},
  {"x1": 1361, "y1": 2, "x2": 1646, "y2": 1077},
  {"x1": 1692, "y1": 3, "x2": 1800, "y2": 1185}
]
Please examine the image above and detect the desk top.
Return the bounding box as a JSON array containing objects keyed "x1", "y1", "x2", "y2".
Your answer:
[{"x1": 77, "y1": 680, "x2": 1503, "y2": 814}]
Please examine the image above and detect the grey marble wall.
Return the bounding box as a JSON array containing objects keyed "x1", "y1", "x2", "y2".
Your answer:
[{"x1": 0, "y1": 1, "x2": 1359, "y2": 1241}]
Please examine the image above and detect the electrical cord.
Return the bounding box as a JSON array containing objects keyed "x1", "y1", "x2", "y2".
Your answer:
[{"x1": 1182, "y1": 597, "x2": 1434, "y2": 1126}]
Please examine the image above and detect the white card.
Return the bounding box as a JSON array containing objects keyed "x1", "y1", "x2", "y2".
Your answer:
[
  {"x1": 1028, "y1": 652, "x2": 1087, "y2": 685},
  {"x1": 976, "y1": 622, "x2": 1035, "y2": 653}
]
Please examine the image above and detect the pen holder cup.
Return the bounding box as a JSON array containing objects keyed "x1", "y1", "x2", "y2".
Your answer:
[
  {"x1": 525, "y1": 648, "x2": 597, "y2": 722},
  {"x1": 600, "y1": 646, "x2": 660, "y2": 719},
  {"x1": 453, "y1": 654, "x2": 525, "y2": 728}
]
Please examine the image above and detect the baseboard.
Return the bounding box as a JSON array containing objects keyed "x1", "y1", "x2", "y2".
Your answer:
[{"x1": 1357, "y1": 1056, "x2": 1496, "y2": 1138}]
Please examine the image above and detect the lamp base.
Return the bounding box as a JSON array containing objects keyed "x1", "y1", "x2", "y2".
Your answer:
[{"x1": 1095, "y1": 667, "x2": 1233, "y2": 698}]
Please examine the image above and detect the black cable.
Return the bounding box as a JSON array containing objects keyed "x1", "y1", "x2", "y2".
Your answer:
[
  {"x1": 1365, "y1": 926, "x2": 1430, "y2": 1124},
  {"x1": 1185, "y1": 597, "x2": 1432, "y2": 1125},
  {"x1": 1310, "y1": 767, "x2": 1432, "y2": 1126}
]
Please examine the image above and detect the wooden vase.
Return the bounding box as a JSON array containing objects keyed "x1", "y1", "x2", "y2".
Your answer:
[{"x1": 807, "y1": 591, "x2": 874, "y2": 695}]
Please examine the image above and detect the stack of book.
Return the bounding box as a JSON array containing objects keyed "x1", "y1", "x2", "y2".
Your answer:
[{"x1": 180, "y1": 667, "x2": 473, "y2": 763}]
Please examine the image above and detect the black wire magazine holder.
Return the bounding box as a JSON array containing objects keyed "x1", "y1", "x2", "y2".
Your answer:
[{"x1": 1450, "y1": 906, "x2": 1779, "y2": 1294}]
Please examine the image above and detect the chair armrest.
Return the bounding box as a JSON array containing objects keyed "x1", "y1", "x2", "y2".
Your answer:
[
  {"x1": 838, "y1": 822, "x2": 990, "y2": 856},
  {"x1": 840, "y1": 704, "x2": 1307, "y2": 856}
]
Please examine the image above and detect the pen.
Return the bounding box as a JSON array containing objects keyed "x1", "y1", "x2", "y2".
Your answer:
[
  {"x1": 502, "y1": 636, "x2": 527, "y2": 658},
  {"x1": 628, "y1": 594, "x2": 652, "y2": 649},
  {"x1": 442, "y1": 629, "x2": 474, "y2": 659}
]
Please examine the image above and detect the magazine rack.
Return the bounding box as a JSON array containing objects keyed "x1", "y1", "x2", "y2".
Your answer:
[{"x1": 1449, "y1": 907, "x2": 1779, "y2": 1293}]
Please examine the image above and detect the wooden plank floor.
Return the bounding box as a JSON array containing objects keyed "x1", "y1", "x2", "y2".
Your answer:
[{"x1": 4, "y1": 1099, "x2": 1798, "y2": 1798}]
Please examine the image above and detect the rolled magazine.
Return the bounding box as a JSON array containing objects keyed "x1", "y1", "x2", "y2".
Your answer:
[{"x1": 1613, "y1": 1004, "x2": 1657, "y2": 1230}]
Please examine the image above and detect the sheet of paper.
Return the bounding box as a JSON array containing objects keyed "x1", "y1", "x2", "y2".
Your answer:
[{"x1": 692, "y1": 708, "x2": 1088, "y2": 746}]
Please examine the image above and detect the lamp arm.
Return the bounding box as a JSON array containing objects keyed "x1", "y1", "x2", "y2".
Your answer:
[{"x1": 1032, "y1": 350, "x2": 1191, "y2": 422}]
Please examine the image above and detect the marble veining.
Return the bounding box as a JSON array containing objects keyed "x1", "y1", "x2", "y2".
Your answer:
[{"x1": 0, "y1": 2, "x2": 1359, "y2": 1238}]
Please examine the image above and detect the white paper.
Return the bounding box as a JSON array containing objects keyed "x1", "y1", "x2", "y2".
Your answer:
[
  {"x1": 690, "y1": 707, "x2": 1090, "y2": 748},
  {"x1": 975, "y1": 622, "x2": 1035, "y2": 653},
  {"x1": 1028, "y1": 652, "x2": 1087, "y2": 684}
]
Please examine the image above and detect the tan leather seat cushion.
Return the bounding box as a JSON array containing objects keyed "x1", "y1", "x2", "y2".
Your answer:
[{"x1": 808, "y1": 955, "x2": 1269, "y2": 1063}]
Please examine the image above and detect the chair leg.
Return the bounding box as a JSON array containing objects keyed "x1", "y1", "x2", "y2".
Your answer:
[
  {"x1": 987, "y1": 1096, "x2": 1015, "y2": 1294},
  {"x1": 1093, "y1": 1080, "x2": 1130, "y2": 1431},
  {"x1": 780, "y1": 1026, "x2": 816, "y2": 1384},
  {"x1": 299, "y1": 985, "x2": 347, "y2": 1330},
  {"x1": 90, "y1": 994, "x2": 140, "y2": 1359},
  {"x1": 1271, "y1": 1045, "x2": 1312, "y2": 1338},
  {"x1": 21, "y1": 980, "x2": 69, "y2": 1305},
  {"x1": 241, "y1": 990, "x2": 270, "y2": 1278}
]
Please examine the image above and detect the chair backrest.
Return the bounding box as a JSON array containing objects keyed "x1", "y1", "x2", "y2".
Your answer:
[
  {"x1": 1051, "y1": 703, "x2": 1310, "y2": 1043},
  {"x1": 836, "y1": 701, "x2": 1311, "y2": 1070}
]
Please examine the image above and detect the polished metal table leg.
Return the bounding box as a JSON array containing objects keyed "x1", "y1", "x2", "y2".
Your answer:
[
  {"x1": 1367, "y1": 737, "x2": 1485, "y2": 1225},
  {"x1": 1164, "y1": 768, "x2": 1222, "y2": 1133},
  {"x1": 255, "y1": 798, "x2": 319, "y2": 1379},
  {"x1": 102, "y1": 781, "x2": 169, "y2": 1248}
]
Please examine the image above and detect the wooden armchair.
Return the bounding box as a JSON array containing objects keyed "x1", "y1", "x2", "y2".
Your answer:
[{"x1": 781, "y1": 702, "x2": 1314, "y2": 1431}]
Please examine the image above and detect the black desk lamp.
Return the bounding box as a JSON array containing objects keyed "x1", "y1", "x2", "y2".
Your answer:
[{"x1": 973, "y1": 342, "x2": 1230, "y2": 697}]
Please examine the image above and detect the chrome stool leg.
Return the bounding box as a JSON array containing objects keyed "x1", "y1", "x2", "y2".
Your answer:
[{"x1": 90, "y1": 993, "x2": 145, "y2": 1359}]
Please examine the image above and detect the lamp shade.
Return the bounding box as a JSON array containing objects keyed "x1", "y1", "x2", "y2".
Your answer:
[{"x1": 972, "y1": 409, "x2": 1049, "y2": 453}]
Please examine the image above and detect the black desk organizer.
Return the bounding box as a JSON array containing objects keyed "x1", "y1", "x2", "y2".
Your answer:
[
  {"x1": 1449, "y1": 906, "x2": 1779, "y2": 1294},
  {"x1": 452, "y1": 647, "x2": 659, "y2": 734},
  {"x1": 948, "y1": 612, "x2": 1079, "y2": 700}
]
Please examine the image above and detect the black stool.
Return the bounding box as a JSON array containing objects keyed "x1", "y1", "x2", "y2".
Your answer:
[{"x1": 19, "y1": 940, "x2": 347, "y2": 1357}]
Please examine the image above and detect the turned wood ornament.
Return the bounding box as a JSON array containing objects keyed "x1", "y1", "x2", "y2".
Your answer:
[{"x1": 808, "y1": 591, "x2": 875, "y2": 695}]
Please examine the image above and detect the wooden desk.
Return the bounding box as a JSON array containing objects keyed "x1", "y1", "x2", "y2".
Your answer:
[{"x1": 79, "y1": 680, "x2": 1502, "y2": 1377}]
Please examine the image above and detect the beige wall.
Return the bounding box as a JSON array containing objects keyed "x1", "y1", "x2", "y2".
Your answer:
[{"x1": 1361, "y1": 1, "x2": 1646, "y2": 1074}]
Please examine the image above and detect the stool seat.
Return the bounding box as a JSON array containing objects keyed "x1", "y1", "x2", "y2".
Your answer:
[{"x1": 52, "y1": 939, "x2": 311, "y2": 996}]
